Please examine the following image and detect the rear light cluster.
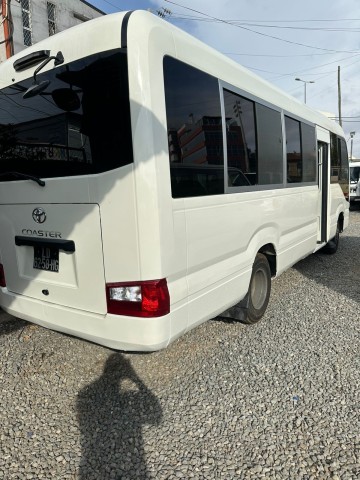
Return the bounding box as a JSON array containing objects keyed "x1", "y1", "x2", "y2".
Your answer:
[
  {"x1": 0, "y1": 263, "x2": 6, "y2": 288},
  {"x1": 106, "y1": 279, "x2": 170, "y2": 317}
]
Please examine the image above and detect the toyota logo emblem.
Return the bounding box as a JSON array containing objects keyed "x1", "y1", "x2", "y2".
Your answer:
[{"x1": 32, "y1": 208, "x2": 46, "y2": 224}]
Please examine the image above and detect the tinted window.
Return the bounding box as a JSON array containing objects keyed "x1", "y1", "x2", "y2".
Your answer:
[
  {"x1": 330, "y1": 134, "x2": 348, "y2": 196},
  {"x1": 0, "y1": 50, "x2": 132, "y2": 181},
  {"x1": 164, "y1": 56, "x2": 224, "y2": 198},
  {"x1": 285, "y1": 116, "x2": 302, "y2": 183},
  {"x1": 301, "y1": 123, "x2": 316, "y2": 182},
  {"x1": 256, "y1": 103, "x2": 283, "y2": 185},
  {"x1": 330, "y1": 133, "x2": 339, "y2": 183},
  {"x1": 339, "y1": 137, "x2": 349, "y2": 195},
  {"x1": 223, "y1": 90, "x2": 256, "y2": 186}
]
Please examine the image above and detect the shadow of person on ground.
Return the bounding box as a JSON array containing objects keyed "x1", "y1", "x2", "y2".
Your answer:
[{"x1": 77, "y1": 353, "x2": 162, "y2": 480}]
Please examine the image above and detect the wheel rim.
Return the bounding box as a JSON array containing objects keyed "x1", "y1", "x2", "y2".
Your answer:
[{"x1": 251, "y1": 268, "x2": 268, "y2": 310}]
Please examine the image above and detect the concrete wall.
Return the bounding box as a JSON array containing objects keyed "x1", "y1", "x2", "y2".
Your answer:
[{"x1": 0, "y1": 0, "x2": 104, "y2": 62}]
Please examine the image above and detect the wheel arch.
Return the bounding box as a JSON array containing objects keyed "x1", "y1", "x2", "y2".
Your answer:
[
  {"x1": 246, "y1": 225, "x2": 279, "y2": 278},
  {"x1": 258, "y1": 243, "x2": 277, "y2": 278},
  {"x1": 338, "y1": 211, "x2": 344, "y2": 233}
]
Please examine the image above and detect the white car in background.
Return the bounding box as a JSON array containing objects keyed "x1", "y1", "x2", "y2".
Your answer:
[{"x1": 349, "y1": 160, "x2": 360, "y2": 206}]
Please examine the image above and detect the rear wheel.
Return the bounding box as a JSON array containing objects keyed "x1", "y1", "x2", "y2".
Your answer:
[{"x1": 243, "y1": 253, "x2": 271, "y2": 324}]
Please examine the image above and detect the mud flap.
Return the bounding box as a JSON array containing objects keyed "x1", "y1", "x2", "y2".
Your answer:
[{"x1": 219, "y1": 293, "x2": 250, "y2": 322}]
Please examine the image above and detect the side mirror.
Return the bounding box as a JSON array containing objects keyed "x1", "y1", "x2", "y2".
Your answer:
[{"x1": 51, "y1": 88, "x2": 80, "y2": 111}]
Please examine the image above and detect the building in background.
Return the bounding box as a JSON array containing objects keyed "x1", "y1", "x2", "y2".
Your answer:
[{"x1": 0, "y1": 0, "x2": 104, "y2": 62}]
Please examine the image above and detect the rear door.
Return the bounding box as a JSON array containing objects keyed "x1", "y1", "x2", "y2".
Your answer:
[
  {"x1": 316, "y1": 126, "x2": 331, "y2": 244},
  {"x1": 317, "y1": 141, "x2": 329, "y2": 243},
  {"x1": 0, "y1": 203, "x2": 106, "y2": 313}
]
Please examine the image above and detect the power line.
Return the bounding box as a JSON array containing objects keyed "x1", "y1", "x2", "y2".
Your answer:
[
  {"x1": 171, "y1": 15, "x2": 360, "y2": 32},
  {"x1": 247, "y1": 66, "x2": 338, "y2": 76},
  {"x1": 268, "y1": 53, "x2": 360, "y2": 81},
  {"x1": 288, "y1": 57, "x2": 360, "y2": 102},
  {"x1": 167, "y1": 11, "x2": 360, "y2": 23},
  {"x1": 164, "y1": 0, "x2": 360, "y2": 54},
  {"x1": 176, "y1": 16, "x2": 360, "y2": 23},
  {"x1": 224, "y1": 52, "x2": 343, "y2": 57},
  {"x1": 162, "y1": 0, "x2": 360, "y2": 109}
]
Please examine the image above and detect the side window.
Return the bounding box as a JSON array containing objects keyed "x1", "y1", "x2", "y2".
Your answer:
[
  {"x1": 330, "y1": 134, "x2": 348, "y2": 195},
  {"x1": 330, "y1": 133, "x2": 339, "y2": 183},
  {"x1": 330, "y1": 133, "x2": 349, "y2": 194},
  {"x1": 330, "y1": 133, "x2": 341, "y2": 183},
  {"x1": 301, "y1": 123, "x2": 317, "y2": 182},
  {"x1": 164, "y1": 57, "x2": 224, "y2": 198},
  {"x1": 286, "y1": 117, "x2": 317, "y2": 184},
  {"x1": 285, "y1": 116, "x2": 302, "y2": 183},
  {"x1": 223, "y1": 90, "x2": 256, "y2": 186},
  {"x1": 339, "y1": 137, "x2": 349, "y2": 196},
  {"x1": 256, "y1": 103, "x2": 283, "y2": 185}
]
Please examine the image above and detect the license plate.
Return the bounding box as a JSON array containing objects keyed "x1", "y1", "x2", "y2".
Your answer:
[{"x1": 33, "y1": 246, "x2": 59, "y2": 272}]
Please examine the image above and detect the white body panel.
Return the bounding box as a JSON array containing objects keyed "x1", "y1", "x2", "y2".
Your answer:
[{"x1": 0, "y1": 11, "x2": 349, "y2": 350}]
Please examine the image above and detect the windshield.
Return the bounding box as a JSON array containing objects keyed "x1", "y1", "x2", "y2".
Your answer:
[
  {"x1": 350, "y1": 166, "x2": 360, "y2": 183},
  {"x1": 0, "y1": 49, "x2": 132, "y2": 181}
]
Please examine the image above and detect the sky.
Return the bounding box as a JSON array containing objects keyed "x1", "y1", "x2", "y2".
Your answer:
[{"x1": 89, "y1": 0, "x2": 360, "y2": 158}]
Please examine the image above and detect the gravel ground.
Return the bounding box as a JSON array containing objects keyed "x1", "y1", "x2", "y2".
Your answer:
[{"x1": 1, "y1": 211, "x2": 359, "y2": 480}]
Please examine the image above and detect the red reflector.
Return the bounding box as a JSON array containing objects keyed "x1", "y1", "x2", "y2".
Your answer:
[
  {"x1": 106, "y1": 279, "x2": 170, "y2": 318},
  {"x1": 0, "y1": 264, "x2": 6, "y2": 288}
]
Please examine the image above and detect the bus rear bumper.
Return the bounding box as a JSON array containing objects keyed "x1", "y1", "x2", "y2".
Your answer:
[{"x1": 0, "y1": 288, "x2": 171, "y2": 352}]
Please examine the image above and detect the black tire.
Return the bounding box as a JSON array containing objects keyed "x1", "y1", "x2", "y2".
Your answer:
[
  {"x1": 322, "y1": 222, "x2": 340, "y2": 255},
  {"x1": 243, "y1": 253, "x2": 271, "y2": 325}
]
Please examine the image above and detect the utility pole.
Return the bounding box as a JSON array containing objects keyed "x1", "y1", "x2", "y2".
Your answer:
[
  {"x1": 338, "y1": 66, "x2": 342, "y2": 127},
  {"x1": 350, "y1": 132, "x2": 355, "y2": 160}
]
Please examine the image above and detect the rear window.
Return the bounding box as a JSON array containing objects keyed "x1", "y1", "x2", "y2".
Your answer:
[{"x1": 0, "y1": 49, "x2": 133, "y2": 181}]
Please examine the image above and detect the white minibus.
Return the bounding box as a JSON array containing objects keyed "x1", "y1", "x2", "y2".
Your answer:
[
  {"x1": 0, "y1": 11, "x2": 349, "y2": 351},
  {"x1": 349, "y1": 160, "x2": 360, "y2": 205}
]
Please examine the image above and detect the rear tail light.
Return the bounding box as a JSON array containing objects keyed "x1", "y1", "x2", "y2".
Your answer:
[
  {"x1": 0, "y1": 264, "x2": 6, "y2": 288},
  {"x1": 106, "y1": 279, "x2": 170, "y2": 317}
]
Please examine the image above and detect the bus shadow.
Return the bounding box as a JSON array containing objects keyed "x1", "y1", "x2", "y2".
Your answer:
[
  {"x1": 76, "y1": 353, "x2": 162, "y2": 480},
  {"x1": 293, "y1": 234, "x2": 360, "y2": 305},
  {"x1": 0, "y1": 307, "x2": 26, "y2": 336}
]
